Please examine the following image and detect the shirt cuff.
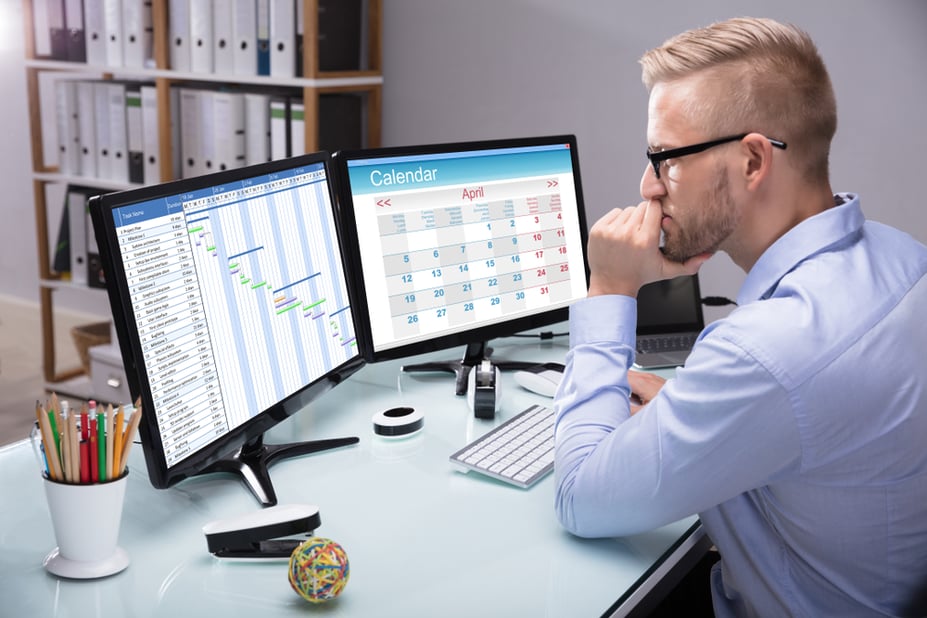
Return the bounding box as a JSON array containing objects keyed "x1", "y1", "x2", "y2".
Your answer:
[{"x1": 569, "y1": 294, "x2": 637, "y2": 347}]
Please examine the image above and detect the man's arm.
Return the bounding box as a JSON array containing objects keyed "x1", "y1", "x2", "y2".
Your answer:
[{"x1": 554, "y1": 313, "x2": 801, "y2": 538}]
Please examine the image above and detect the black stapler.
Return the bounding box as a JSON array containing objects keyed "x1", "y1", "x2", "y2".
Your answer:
[{"x1": 203, "y1": 504, "x2": 321, "y2": 559}]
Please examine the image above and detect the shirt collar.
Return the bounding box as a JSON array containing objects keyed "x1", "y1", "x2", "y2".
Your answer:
[{"x1": 737, "y1": 193, "x2": 863, "y2": 304}]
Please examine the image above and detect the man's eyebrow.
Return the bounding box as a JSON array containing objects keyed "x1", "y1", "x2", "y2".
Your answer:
[{"x1": 647, "y1": 137, "x2": 672, "y2": 150}]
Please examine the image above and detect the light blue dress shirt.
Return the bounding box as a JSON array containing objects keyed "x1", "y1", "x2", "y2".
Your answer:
[{"x1": 554, "y1": 195, "x2": 927, "y2": 616}]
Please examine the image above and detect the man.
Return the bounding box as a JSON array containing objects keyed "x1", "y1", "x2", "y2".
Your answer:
[{"x1": 554, "y1": 17, "x2": 927, "y2": 616}]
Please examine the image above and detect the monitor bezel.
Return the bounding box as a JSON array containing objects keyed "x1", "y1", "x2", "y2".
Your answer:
[
  {"x1": 89, "y1": 151, "x2": 366, "y2": 492},
  {"x1": 332, "y1": 134, "x2": 589, "y2": 364}
]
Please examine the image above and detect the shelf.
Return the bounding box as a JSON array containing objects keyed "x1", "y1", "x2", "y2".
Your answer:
[
  {"x1": 38, "y1": 279, "x2": 109, "y2": 293},
  {"x1": 33, "y1": 172, "x2": 140, "y2": 193},
  {"x1": 24, "y1": 58, "x2": 384, "y2": 89}
]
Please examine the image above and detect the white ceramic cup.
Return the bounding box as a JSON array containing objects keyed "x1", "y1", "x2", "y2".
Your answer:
[{"x1": 42, "y1": 471, "x2": 130, "y2": 579}]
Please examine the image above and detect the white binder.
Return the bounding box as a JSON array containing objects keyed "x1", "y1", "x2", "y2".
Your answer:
[
  {"x1": 168, "y1": 0, "x2": 191, "y2": 72},
  {"x1": 289, "y1": 100, "x2": 305, "y2": 156},
  {"x1": 269, "y1": 0, "x2": 295, "y2": 77},
  {"x1": 232, "y1": 0, "x2": 258, "y2": 76},
  {"x1": 178, "y1": 88, "x2": 202, "y2": 178},
  {"x1": 198, "y1": 90, "x2": 217, "y2": 174},
  {"x1": 269, "y1": 97, "x2": 288, "y2": 160},
  {"x1": 213, "y1": 5, "x2": 234, "y2": 74},
  {"x1": 83, "y1": 1, "x2": 107, "y2": 65},
  {"x1": 212, "y1": 92, "x2": 246, "y2": 172},
  {"x1": 140, "y1": 85, "x2": 160, "y2": 184},
  {"x1": 244, "y1": 92, "x2": 270, "y2": 165},
  {"x1": 76, "y1": 81, "x2": 97, "y2": 177},
  {"x1": 122, "y1": 0, "x2": 153, "y2": 69},
  {"x1": 102, "y1": 0, "x2": 123, "y2": 67},
  {"x1": 189, "y1": 0, "x2": 214, "y2": 73},
  {"x1": 54, "y1": 79, "x2": 81, "y2": 176},
  {"x1": 104, "y1": 82, "x2": 130, "y2": 183}
]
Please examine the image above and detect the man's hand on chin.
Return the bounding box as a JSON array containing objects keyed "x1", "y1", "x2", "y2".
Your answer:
[{"x1": 586, "y1": 201, "x2": 712, "y2": 298}]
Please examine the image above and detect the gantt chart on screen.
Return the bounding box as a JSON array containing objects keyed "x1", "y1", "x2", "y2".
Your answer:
[{"x1": 111, "y1": 163, "x2": 355, "y2": 465}]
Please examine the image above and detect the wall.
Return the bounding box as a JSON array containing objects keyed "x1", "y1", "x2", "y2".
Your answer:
[
  {"x1": 0, "y1": 1, "x2": 41, "y2": 304},
  {"x1": 1, "y1": 0, "x2": 925, "y2": 316}
]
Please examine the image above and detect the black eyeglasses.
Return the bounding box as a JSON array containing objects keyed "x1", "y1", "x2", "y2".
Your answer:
[{"x1": 646, "y1": 133, "x2": 787, "y2": 179}]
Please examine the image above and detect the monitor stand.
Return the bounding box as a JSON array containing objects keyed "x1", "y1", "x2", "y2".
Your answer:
[
  {"x1": 202, "y1": 433, "x2": 359, "y2": 507},
  {"x1": 400, "y1": 341, "x2": 537, "y2": 396}
]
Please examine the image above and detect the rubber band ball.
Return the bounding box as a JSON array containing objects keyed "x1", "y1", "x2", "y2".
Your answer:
[{"x1": 288, "y1": 537, "x2": 350, "y2": 603}]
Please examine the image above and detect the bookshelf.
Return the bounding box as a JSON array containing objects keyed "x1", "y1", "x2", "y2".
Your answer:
[{"x1": 22, "y1": 0, "x2": 383, "y2": 394}]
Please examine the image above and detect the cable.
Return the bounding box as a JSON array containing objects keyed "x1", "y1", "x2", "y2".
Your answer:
[{"x1": 701, "y1": 296, "x2": 737, "y2": 307}]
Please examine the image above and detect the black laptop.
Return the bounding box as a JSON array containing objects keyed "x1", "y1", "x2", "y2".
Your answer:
[{"x1": 634, "y1": 274, "x2": 705, "y2": 369}]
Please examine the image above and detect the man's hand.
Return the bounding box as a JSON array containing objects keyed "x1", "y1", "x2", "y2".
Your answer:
[
  {"x1": 586, "y1": 200, "x2": 710, "y2": 297},
  {"x1": 628, "y1": 370, "x2": 666, "y2": 415}
]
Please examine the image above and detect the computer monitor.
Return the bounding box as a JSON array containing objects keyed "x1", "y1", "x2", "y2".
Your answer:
[
  {"x1": 89, "y1": 151, "x2": 364, "y2": 506},
  {"x1": 332, "y1": 135, "x2": 589, "y2": 396},
  {"x1": 637, "y1": 274, "x2": 704, "y2": 336}
]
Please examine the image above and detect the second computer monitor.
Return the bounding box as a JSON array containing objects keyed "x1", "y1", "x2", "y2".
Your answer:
[{"x1": 333, "y1": 135, "x2": 589, "y2": 382}]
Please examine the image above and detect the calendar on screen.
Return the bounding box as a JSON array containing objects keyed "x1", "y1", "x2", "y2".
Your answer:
[{"x1": 334, "y1": 136, "x2": 589, "y2": 361}]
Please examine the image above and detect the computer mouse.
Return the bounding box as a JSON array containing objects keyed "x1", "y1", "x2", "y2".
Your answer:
[
  {"x1": 513, "y1": 363, "x2": 564, "y2": 398},
  {"x1": 467, "y1": 360, "x2": 501, "y2": 419}
]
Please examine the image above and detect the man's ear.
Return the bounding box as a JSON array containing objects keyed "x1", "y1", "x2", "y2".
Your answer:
[{"x1": 740, "y1": 133, "x2": 774, "y2": 190}]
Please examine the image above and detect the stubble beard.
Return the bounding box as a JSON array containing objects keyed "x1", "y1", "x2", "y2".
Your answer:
[{"x1": 661, "y1": 167, "x2": 738, "y2": 264}]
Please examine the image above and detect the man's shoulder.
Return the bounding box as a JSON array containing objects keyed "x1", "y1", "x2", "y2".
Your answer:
[
  {"x1": 704, "y1": 239, "x2": 927, "y2": 388},
  {"x1": 862, "y1": 219, "x2": 927, "y2": 256}
]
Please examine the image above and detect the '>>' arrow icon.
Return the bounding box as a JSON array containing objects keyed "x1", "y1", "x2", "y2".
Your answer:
[
  {"x1": 377, "y1": 198, "x2": 392, "y2": 207},
  {"x1": 547, "y1": 180, "x2": 559, "y2": 188}
]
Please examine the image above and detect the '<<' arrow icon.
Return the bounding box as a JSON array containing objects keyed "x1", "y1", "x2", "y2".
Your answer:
[{"x1": 377, "y1": 198, "x2": 392, "y2": 207}]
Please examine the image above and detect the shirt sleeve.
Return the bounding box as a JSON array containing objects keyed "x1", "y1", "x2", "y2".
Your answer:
[{"x1": 554, "y1": 296, "x2": 802, "y2": 538}]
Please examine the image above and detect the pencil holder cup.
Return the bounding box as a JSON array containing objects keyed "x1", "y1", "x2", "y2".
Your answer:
[{"x1": 42, "y1": 470, "x2": 130, "y2": 579}]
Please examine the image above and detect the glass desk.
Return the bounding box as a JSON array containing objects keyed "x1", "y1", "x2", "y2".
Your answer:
[{"x1": 0, "y1": 333, "x2": 705, "y2": 617}]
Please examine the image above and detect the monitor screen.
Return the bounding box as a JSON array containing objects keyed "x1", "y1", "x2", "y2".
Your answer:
[
  {"x1": 333, "y1": 135, "x2": 588, "y2": 394},
  {"x1": 89, "y1": 152, "x2": 364, "y2": 505}
]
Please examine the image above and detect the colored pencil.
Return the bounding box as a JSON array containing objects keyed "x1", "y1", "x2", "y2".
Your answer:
[
  {"x1": 89, "y1": 416, "x2": 98, "y2": 483},
  {"x1": 96, "y1": 404, "x2": 106, "y2": 481},
  {"x1": 80, "y1": 440, "x2": 90, "y2": 483},
  {"x1": 46, "y1": 397, "x2": 61, "y2": 474},
  {"x1": 60, "y1": 401, "x2": 72, "y2": 483},
  {"x1": 118, "y1": 399, "x2": 143, "y2": 476},
  {"x1": 69, "y1": 405, "x2": 79, "y2": 484},
  {"x1": 105, "y1": 404, "x2": 115, "y2": 479},
  {"x1": 36, "y1": 403, "x2": 61, "y2": 481},
  {"x1": 112, "y1": 405, "x2": 125, "y2": 478}
]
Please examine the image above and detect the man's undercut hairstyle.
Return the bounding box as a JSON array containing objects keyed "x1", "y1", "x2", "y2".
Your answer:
[{"x1": 640, "y1": 17, "x2": 837, "y2": 182}]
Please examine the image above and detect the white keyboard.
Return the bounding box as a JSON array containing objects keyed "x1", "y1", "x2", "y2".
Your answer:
[{"x1": 449, "y1": 404, "x2": 555, "y2": 488}]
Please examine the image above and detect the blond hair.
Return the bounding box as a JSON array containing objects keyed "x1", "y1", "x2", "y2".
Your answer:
[{"x1": 640, "y1": 17, "x2": 836, "y2": 181}]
